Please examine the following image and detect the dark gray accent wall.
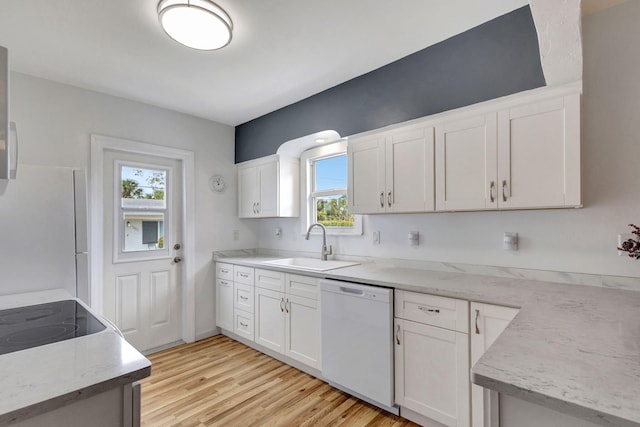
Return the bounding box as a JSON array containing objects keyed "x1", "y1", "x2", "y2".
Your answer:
[{"x1": 235, "y1": 5, "x2": 545, "y2": 163}]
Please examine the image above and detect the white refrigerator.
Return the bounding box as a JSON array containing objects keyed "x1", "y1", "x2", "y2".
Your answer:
[{"x1": 0, "y1": 164, "x2": 89, "y2": 301}]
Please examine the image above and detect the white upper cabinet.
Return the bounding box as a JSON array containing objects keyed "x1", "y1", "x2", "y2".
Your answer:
[
  {"x1": 347, "y1": 134, "x2": 386, "y2": 214},
  {"x1": 436, "y1": 114, "x2": 498, "y2": 211},
  {"x1": 435, "y1": 92, "x2": 581, "y2": 211},
  {"x1": 497, "y1": 93, "x2": 581, "y2": 209},
  {"x1": 348, "y1": 124, "x2": 434, "y2": 214},
  {"x1": 346, "y1": 84, "x2": 582, "y2": 215},
  {"x1": 237, "y1": 155, "x2": 299, "y2": 218}
]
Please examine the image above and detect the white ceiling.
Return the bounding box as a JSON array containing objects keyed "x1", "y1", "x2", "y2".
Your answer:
[{"x1": 0, "y1": 0, "x2": 532, "y2": 126}]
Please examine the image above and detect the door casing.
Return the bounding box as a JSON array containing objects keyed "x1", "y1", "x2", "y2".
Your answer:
[{"x1": 90, "y1": 134, "x2": 196, "y2": 344}]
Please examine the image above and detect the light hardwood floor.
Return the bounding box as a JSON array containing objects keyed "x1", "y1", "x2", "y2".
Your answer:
[{"x1": 140, "y1": 335, "x2": 418, "y2": 426}]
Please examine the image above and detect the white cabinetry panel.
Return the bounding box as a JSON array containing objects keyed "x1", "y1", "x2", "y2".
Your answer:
[
  {"x1": 436, "y1": 114, "x2": 497, "y2": 211},
  {"x1": 254, "y1": 287, "x2": 286, "y2": 352},
  {"x1": 237, "y1": 155, "x2": 299, "y2": 218},
  {"x1": 395, "y1": 318, "x2": 469, "y2": 427},
  {"x1": 348, "y1": 124, "x2": 434, "y2": 214},
  {"x1": 215, "y1": 278, "x2": 234, "y2": 331},
  {"x1": 470, "y1": 303, "x2": 519, "y2": 427},
  {"x1": 497, "y1": 94, "x2": 581, "y2": 209}
]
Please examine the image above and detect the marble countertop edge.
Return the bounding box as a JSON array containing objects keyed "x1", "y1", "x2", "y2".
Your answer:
[
  {"x1": 0, "y1": 365, "x2": 151, "y2": 425},
  {"x1": 471, "y1": 371, "x2": 639, "y2": 427}
]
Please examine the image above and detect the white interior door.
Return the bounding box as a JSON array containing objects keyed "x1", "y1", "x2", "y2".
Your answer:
[{"x1": 103, "y1": 150, "x2": 183, "y2": 353}]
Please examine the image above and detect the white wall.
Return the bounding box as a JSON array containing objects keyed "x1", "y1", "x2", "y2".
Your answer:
[
  {"x1": 256, "y1": 1, "x2": 640, "y2": 279},
  {"x1": 8, "y1": 72, "x2": 258, "y2": 338}
]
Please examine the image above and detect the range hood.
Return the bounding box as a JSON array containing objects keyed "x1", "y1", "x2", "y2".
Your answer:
[{"x1": 0, "y1": 45, "x2": 17, "y2": 182}]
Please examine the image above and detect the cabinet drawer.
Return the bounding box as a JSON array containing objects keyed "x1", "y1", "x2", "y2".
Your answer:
[
  {"x1": 395, "y1": 290, "x2": 469, "y2": 333},
  {"x1": 216, "y1": 263, "x2": 233, "y2": 281},
  {"x1": 217, "y1": 277, "x2": 233, "y2": 288},
  {"x1": 255, "y1": 268, "x2": 285, "y2": 291},
  {"x1": 233, "y1": 265, "x2": 254, "y2": 285},
  {"x1": 285, "y1": 273, "x2": 319, "y2": 300},
  {"x1": 234, "y1": 283, "x2": 254, "y2": 312},
  {"x1": 234, "y1": 310, "x2": 254, "y2": 341}
]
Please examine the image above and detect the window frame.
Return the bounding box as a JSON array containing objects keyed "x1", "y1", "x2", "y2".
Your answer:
[{"x1": 300, "y1": 141, "x2": 362, "y2": 236}]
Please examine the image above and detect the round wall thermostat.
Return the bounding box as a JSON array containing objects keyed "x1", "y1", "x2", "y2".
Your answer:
[{"x1": 209, "y1": 175, "x2": 226, "y2": 193}]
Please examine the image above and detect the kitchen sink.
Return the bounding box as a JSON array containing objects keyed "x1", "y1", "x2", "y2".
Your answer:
[{"x1": 262, "y1": 257, "x2": 360, "y2": 271}]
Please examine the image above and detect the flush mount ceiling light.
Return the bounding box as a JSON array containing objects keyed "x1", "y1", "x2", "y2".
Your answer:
[{"x1": 157, "y1": 0, "x2": 233, "y2": 50}]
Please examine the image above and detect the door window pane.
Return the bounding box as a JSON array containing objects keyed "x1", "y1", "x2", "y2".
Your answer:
[
  {"x1": 121, "y1": 166, "x2": 166, "y2": 209},
  {"x1": 123, "y1": 213, "x2": 165, "y2": 252}
]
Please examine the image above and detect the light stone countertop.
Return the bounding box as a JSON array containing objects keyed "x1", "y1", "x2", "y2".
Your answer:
[
  {"x1": 0, "y1": 289, "x2": 151, "y2": 425},
  {"x1": 215, "y1": 253, "x2": 640, "y2": 427}
]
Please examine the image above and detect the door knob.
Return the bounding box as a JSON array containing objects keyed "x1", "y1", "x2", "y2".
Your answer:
[
  {"x1": 173, "y1": 256, "x2": 183, "y2": 263},
  {"x1": 173, "y1": 243, "x2": 181, "y2": 250}
]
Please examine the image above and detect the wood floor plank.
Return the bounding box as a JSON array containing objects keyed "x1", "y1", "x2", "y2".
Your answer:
[{"x1": 140, "y1": 335, "x2": 418, "y2": 426}]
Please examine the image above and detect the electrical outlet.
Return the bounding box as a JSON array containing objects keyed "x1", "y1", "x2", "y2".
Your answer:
[
  {"x1": 372, "y1": 231, "x2": 380, "y2": 244},
  {"x1": 408, "y1": 231, "x2": 419, "y2": 246},
  {"x1": 618, "y1": 234, "x2": 635, "y2": 256}
]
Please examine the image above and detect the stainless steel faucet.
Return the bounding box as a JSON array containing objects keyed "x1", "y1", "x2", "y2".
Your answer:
[{"x1": 305, "y1": 223, "x2": 333, "y2": 261}]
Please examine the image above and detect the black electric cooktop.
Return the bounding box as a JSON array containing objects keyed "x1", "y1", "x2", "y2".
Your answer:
[{"x1": 0, "y1": 300, "x2": 106, "y2": 356}]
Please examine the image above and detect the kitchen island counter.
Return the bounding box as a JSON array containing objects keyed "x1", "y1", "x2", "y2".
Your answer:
[{"x1": 0, "y1": 289, "x2": 151, "y2": 425}]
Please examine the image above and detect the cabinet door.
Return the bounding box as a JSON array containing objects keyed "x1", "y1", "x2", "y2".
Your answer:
[
  {"x1": 497, "y1": 94, "x2": 580, "y2": 209},
  {"x1": 470, "y1": 303, "x2": 519, "y2": 427},
  {"x1": 215, "y1": 279, "x2": 234, "y2": 331},
  {"x1": 254, "y1": 287, "x2": 285, "y2": 354},
  {"x1": 257, "y1": 161, "x2": 278, "y2": 217},
  {"x1": 347, "y1": 134, "x2": 386, "y2": 214},
  {"x1": 386, "y1": 126, "x2": 435, "y2": 213},
  {"x1": 285, "y1": 294, "x2": 320, "y2": 369},
  {"x1": 238, "y1": 166, "x2": 257, "y2": 218},
  {"x1": 435, "y1": 114, "x2": 498, "y2": 211},
  {"x1": 395, "y1": 318, "x2": 470, "y2": 427}
]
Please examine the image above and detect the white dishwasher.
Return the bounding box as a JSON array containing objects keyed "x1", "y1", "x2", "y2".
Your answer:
[{"x1": 320, "y1": 279, "x2": 398, "y2": 415}]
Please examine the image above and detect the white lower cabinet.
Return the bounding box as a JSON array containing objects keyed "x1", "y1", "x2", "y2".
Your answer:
[
  {"x1": 254, "y1": 287, "x2": 286, "y2": 352},
  {"x1": 215, "y1": 278, "x2": 234, "y2": 331},
  {"x1": 254, "y1": 272, "x2": 321, "y2": 369},
  {"x1": 285, "y1": 294, "x2": 320, "y2": 367},
  {"x1": 395, "y1": 290, "x2": 470, "y2": 427},
  {"x1": 470, "y1": 303, "x2": 519, "y2": 427}
]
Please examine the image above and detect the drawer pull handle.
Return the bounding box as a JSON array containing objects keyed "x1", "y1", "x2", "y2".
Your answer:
[
  {"x1": 475, "y1": 309, "x2": 480, "y2": 334},
  {"x1": 285, "y1": 298, "x2": 290, "y2": 313},
  {"x1": 490, "y1": 181, "x2": 496, "y2": 203},
  {"x1": 418, "y1": 306, "x2": 440, "y2": 314},
  {"x1": 240, "y1": 322, "x2": 248, "y2": 328},
  {"x1": 239, "y1": 273, "x2": 248, "y2": 278},
  {"x1": 240, "y1": 296, "x2": 248, "y2": 300},
  {"x1": 220, "y1": 280, "x2": 229, "y2": 285},
  {"x1": 220, "y1": 269, "x2": 229, "y2": 274},
  {"x1": 387, "y1": 191, "x2": 392, "y2": 207},
  {"x1": 280, "y1": 298, "x2": 285, "y2": 312},
  {"x1": 380, "y1": 192, "x2": 384, "y2": 208},
  {"x1": 396, "y1": 324, "x2": 401, "y2": 345}
]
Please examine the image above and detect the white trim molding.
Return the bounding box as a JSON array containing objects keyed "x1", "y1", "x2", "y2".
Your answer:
[{"x1": 90, "y1": 134, "x2": 197, "y2": 343}]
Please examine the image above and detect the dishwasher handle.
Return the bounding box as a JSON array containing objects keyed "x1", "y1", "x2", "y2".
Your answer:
[{"x1": 339, "y1": 286, "x2": 365, "y2": 296}]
